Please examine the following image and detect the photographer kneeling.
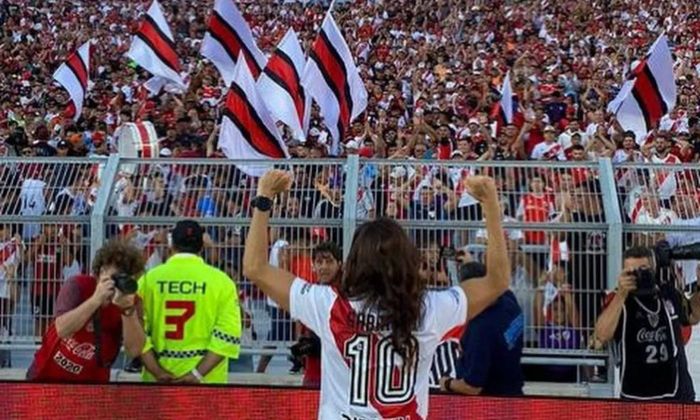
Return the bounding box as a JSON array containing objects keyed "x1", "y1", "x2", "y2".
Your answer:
[
  {"x1": 27, "y1": 240, "x2": 145, "y2": 383},
  {"x1": 595, "y1": 245, "x2": 700, "y2": 401}
]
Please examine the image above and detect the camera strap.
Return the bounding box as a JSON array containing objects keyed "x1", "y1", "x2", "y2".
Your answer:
[{"x1": 92, "y1": 311, "x2": 105, "y2": 368}]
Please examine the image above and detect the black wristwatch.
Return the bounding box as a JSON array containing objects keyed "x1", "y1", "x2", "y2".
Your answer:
[{"x1": 250, "y1": 196, "x2": 273, "y2": 212}]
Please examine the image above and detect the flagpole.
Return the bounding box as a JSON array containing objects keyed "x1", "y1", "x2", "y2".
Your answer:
[{"x1": 328, "y1": 0, "x2": 337, "y2": 15}]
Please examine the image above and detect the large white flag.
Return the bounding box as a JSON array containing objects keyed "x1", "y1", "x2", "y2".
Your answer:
[
  {"x1": 127, "y1": 0, "x2": 185, "y2": 89},
  {"x1": 302, "y1": 12, "x2": 367, "y2": 155},
  {"x1": 608, "y1": 34, "x2": 676, "y2": 144},
  {"x1": 219, "y1": 57, "x2": 289, "y2": 177},
  {"x1": 494, "y1": 72, "x2": 514, "y2": 125},
  {"x1": 201, "y1": 0, "x2": 267, "y2": 86},
  {"x1": 257, "y1": 29, "x2": 311, "y2": 142},
  {"x1": 53, "y1": 40, "x2": 91, "y2": 121}
]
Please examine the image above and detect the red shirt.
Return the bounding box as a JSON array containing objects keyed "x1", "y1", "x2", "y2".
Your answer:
[
  {"x1": 570, "y1": 167, "x2": 591, "y2": 185},
  {"x1": 518, "y1": 193, "x2": 554, "y2": 244},
  {"x1": 179, "y1": 150, "x2": 205, "y2": 158},
  {"x1": 437, "y1": 142, "x2": 452, "y2": 160},
  {"x1": 27, "y1": 275, "x2": 123, "y2": 383},
  {"x1": 33, "y1": 244, "x2": 63, "y2": 298},
  {"x1": 525, "y1": 126, "x2": 545, "y2": 156},
  {"x1": 291, "y1": 254, "x2": 315, "y2": 283}
]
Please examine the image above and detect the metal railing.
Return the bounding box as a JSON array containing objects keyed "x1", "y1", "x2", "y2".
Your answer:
[{"x1": 0, "y1": 156, "x2": 697, "y2": 379}]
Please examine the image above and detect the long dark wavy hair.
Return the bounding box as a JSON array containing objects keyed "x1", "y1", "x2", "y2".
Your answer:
[{"x1": 341, "y1": 218, "x2": 426, "y2": 362}]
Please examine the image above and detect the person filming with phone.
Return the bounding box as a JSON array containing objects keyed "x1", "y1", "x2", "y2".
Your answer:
[
  {"x1": 594, "y1": 244, "x2": 700, "y2": 401},
  {"x1": 26, "y1": 240, "x2": 146, "y2": 383}
]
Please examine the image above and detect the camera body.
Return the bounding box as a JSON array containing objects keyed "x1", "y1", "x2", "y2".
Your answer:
[
  {"x1": 289, "y1": 335, "x2": 322, "y2": 373},
  {"x1": 631, "y1": 240, "x2": 700, "y2": 296},
  {"x1": 632, "y1": 267, "x2": 657, "y2": 296},
  {"x1": 112, "y1": 272, "x2": 138, "y2": 294}
]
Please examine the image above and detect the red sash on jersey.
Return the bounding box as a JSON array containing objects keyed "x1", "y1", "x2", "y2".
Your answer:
[
  {"x1": 0, "y1": 240, "x2": 19, "y2": 266},
  {"x1": 27, "y1": 275, "x2": 123, "y2": 383}
]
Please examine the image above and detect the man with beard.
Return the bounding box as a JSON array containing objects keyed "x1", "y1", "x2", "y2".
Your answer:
[{"x1": 647, "y1": 134, "x2": 681, "y2": 165}]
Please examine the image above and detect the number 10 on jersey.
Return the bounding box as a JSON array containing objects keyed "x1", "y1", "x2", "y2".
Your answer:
[{"x1": 344, "y1": 335, "x2": 418, "y2": 406}]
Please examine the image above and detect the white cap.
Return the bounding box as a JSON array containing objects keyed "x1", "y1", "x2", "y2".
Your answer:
[
  {"x1": 345, "y1": 140, "x2": 360, "y2": 149},
  {"x1": 159, "y1": 147, "x2": 172, "y2": 157}
]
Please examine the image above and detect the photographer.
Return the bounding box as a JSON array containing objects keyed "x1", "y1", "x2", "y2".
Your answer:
[
  {"x1": 594, "y1": 246, "x2": 700, "y2": 401},
  {"x1": 26, "y1": 240, "x2": 145, "y2": 383}
]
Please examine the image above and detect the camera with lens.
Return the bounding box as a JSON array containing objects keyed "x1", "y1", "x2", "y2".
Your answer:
[
  {"x1": 632, "y1": 267, "x2": 657, "y2": 296},
  {"x1": 632, "y1": 240, "x2": 700, "y2": 296},
  {"x1": 289, "y1": 334, "x2": 322, "y2": 373},
  {"x1": 290, "y1": 335, "x2": 321, "y2": 359},
  {"x1": 112, "y1": 272, "x2": 138, "y2": 294}
]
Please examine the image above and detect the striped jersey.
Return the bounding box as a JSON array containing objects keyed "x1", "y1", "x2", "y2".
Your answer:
[
  {"x1": 138, "y1": 253, "x2": 241, "y2": 383},
  {"x1": 289, "y1": 278, "x2": 468, "y2": 420}
]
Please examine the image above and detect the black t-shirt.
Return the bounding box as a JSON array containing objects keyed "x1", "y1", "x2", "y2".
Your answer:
[
  {"x1": 493, "y1": 145, "x2": 513, "y2": 161},
  {"x1": 474, "y1": 141, "x2": 489, "y2": 156},
  {"x1": 615, "y1": 288, "x2": 695, "y2": 401},
  {"x1": 457, "y1": 291, "x2": 524, "y2": 396},
  {"x1": 32, "y1": 141, "x2": 57, "y2": 157},
  {"x1": 544, "y1": 102, "x2": 567, "y2": 124}
]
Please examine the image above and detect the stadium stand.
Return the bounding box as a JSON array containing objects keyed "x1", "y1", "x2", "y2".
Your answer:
[{"x1": 0, "y1": 0, "x2": 699, "y2": 403}]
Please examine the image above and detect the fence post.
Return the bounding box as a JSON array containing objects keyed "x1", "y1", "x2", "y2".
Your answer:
[
  {"x1": 598, "y1": 157, "x2": 623, "y2": 398},
  {"x1": 342, "y1": 155, "x2": 360, "y2": 260},
  {"x1": 597, "y1": 157, "x2": 623, "y2": 290},
  {"x1": 90, "y1": 155, "x2": 121, "y2": 261}
]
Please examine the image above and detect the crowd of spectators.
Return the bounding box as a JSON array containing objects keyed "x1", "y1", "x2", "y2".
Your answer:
[
  {"x1": 0, "y1": 0, "x2": 699, "y2": 357},
  {"x1": 1, "y1": 0, "x2": 700, "y2": 163}
]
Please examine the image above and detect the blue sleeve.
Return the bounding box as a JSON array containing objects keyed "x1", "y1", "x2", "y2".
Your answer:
[{"x1": 456, "y1": 318, "x2": 493, "y2": 387}]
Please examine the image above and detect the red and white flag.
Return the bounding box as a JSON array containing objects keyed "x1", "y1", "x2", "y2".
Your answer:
[
  {"x1": 127, "y1": 0, "x2": 185, "y2": 90},
  {"x1": 219, "y1": 57, "x2": 289, "y2": 177},
  {"x1": 491, "y1": 72, "x2": 514, "y2": 126},
  {"x1": 302, "y1": 12, "x2": 367, "y2": 155},
  {"x1": 201, "y1": 0, "x2": 267, "y2": 86},
  {"x1": 257, "y1": 29, "x2": 311, "y2": 142},
  {"x1": 53, "y1": 40, "x2": 91, "y2": 121},
  {"x1": 608, "y1": 34, "x2": 676, "y2": 144},
  {"x1": 547, "y1": 238, "x2": 570, "y2": 272}
]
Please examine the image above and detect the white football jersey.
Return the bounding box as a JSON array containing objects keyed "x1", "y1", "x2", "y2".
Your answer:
[
  {"x1": 428, "y1": 327, "x2": 464, "y2": 390},
  {"x1": 290, "y1": 278, "x2": 468, "y2": 420}
]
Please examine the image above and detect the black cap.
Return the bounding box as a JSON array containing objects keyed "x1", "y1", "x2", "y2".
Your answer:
[
  {"x1": 172, "y1": 220, "x2": 204, "y2": 253},
  {"x1": 57, "y1": 140, "x2": 70, "y2": 149}
]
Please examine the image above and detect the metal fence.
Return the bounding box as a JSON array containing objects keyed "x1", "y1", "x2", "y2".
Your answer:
[
  {"x1": 0, "y1": 158, "x2": 101, "y2": 350},
  {"x1": 615, "y1": 163, "x2": 700, "y2": 291},
  {"x1": 0, "y1": 156, "x2": 698, "y2": 377}
]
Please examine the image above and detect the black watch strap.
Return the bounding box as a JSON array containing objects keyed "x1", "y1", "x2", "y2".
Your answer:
[{"x1": 251, "y1": 196, "x2": 273, "y2": 212}]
